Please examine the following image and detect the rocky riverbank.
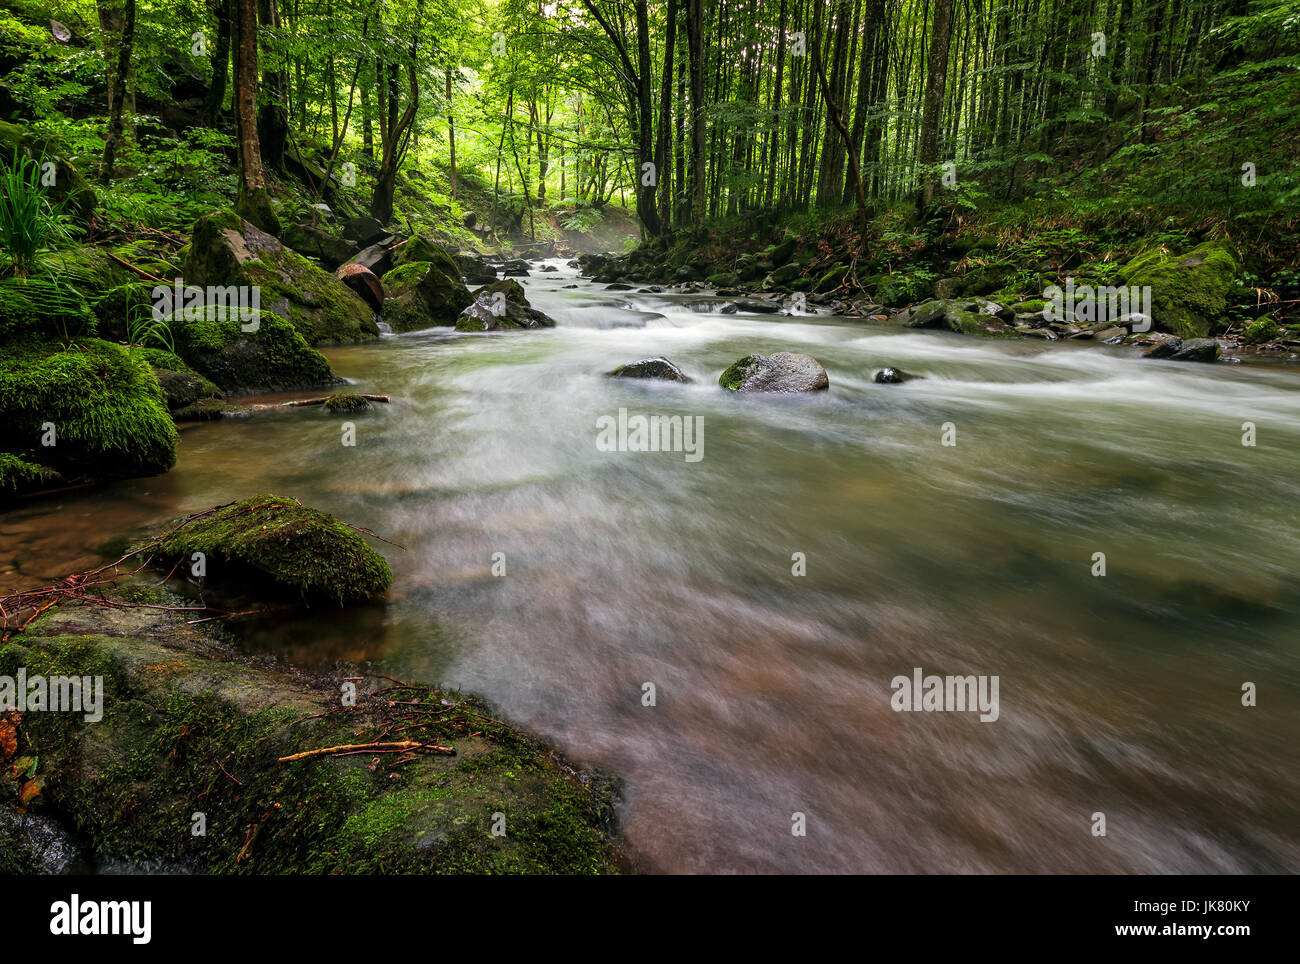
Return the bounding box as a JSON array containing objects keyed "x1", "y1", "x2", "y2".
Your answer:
[{"x1": 0, "y1": 498, "x2": 624, "y2": 874}]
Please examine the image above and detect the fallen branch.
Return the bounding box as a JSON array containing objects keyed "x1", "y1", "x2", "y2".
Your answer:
[
  {"x1": 107, "y1": 252, "x2": 168, "y2": 285},
  {"x1": 278, "y1": 740, "x2": 456, "y2": 763}
]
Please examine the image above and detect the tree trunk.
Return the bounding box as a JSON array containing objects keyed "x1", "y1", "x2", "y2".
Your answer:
[
  {"x1": 99, "y1": 0, "x2": 136, "y2": 182},
  {"x1": 915, "y1": 0, "x2": 955, "y2": 217},
  {"x1": 686, "y1": 0, "x2": 706, "y2": 226},
  {"x1": 201, "y1": 0, "x2": 231, "y2": 124}
]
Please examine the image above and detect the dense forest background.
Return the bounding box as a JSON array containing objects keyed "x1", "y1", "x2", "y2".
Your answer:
[{"x1": 4, "y1": 0, "x2": 1298, "y2": 254}]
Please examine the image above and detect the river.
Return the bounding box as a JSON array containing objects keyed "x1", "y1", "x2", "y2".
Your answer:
[{"x1": 4, "y1": 259, "x2": 1298, "y2": 873}]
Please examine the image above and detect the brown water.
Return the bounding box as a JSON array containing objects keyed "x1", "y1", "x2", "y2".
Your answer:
[{"x1": 5, "y1": 260, "x2": 1299, "y2": 873}]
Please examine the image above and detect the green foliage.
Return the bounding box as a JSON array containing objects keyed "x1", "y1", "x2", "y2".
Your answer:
[{"x1": 0, "y1": 150, "x2": 73, "y2": 276}]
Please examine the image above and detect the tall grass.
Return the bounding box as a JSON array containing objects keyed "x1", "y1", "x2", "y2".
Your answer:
[{"x1": 0, "y1": 151, "x2": 70, "y2": 277}]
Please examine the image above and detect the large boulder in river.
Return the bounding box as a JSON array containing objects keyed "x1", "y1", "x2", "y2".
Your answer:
[
  {"x1": 608, "y1": 357, "x2": 690, "y2": 382},
  {"x1": 1118, "y1": 239, "x2": 1239, "y2": 339},
  {"x1": 455, "y1": 279, "x2": 556, "y2": 332},
  {"x1": 456, "y1": 252, "x2": 498, "y2": 285},
  {"x1": 380, "y1": 252, "x2": 474, "y2": 332},
  {"x1": 719, "y1": 352, "x2": 829, "y2": 393},
  {"x1": 183, "y1": 210, "x2": 379, "y2": 345}
]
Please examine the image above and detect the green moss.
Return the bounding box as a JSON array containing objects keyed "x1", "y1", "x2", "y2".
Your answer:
[
  {"x1": 0, "y1": 451, "x2": 60, "y2": 495},
  {"x1": 323, "y1": 392, "x2": 372, "y2": 414},
  {"x1": 0, "y1": 338, "x2": 177, "y2": 481},
  {"x1": 183, "y1": 210, "x2": 378, "y2": 346},
  {"x1": 171, "y1": 307, "x2": 335, "y2": 393},
  {"x1": 1243, "y1": 316, "x2": 1281, "y2": 345},
  {"x1": 392, "y1": 234, "x2": 444, "y2": 268},
  {"x1": 1119, "y1": 239, "x2": 1240, "y2": 338},
  {"x1": 718, "y1": 356, "x2": 755, "y2": 391},
  {"x1": 0, "y1": 598, "x2": 621, "y2": 875},
  {"x1": 381, "y1": 261, "x2": 431, "y2": 291},
  {"x1": 380, "y1": 254, "x2": 473, "y2": 333},
  {"x1": 156, "y1": 494, "x2": 392, "y2": 605}
]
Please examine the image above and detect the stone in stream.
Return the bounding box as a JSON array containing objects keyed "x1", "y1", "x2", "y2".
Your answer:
[
  {"x1": 456, "y1": 253, "x2": 497, "y2": 285},
  {"x1": 902, "y1": 298, "x2": 1016, "y2": 336},
  {"x1": 455, "y1": 279, "x2": 556, "y2": 331},
  {"x1": 719, "y1": 352, "x2": 830, "y2": 393},
  {"x1": 607, "y1": 357, "x2": 691, "y2": 382},
  {"x1": 1169, "y1": 337, "x2": 1222, "y2": 362},
  {"x1": 158, "y1": 494, "x2": 392, "y2": 604},
  {"x1": 873, "y1": 367, "x2": 919, "y2": 384},
  {"x1": 1142, "y1": 335, "x2": 1183, "y2": 359},
  {"x1": 380, "y1": 243, "x2": 474, "y2": 332}
]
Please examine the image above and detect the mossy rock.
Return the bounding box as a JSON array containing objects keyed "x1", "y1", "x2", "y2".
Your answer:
[
  {"x1": 323, "y1": 392, "x2": 372, "y2": 414},
  {"x1": 455, "y1": 279, "x2": 556, "y2": 332},
  {"x1": 1118, "y1": 239, "x2": 1239, "y2": 339},
  {"x1": 392, "y1": 234, "x2": 443, "y2": 268},
  {"x1": 706, "y1": 270, "x2": 740, "y2": 287},
  {"x1": 157, "y1": 494, "x2": 392, "y2": 605},
  {"x1": 136, "y1": 347, "x2": 224, "y2": 411},
  {"x1": 0, "y1": 120, "x2": 97, "y2": 222},
  {"x1": 0, "y1": 338, "x2": 177, "y2": 483},
  {"x1": 763, "y1": 262, "x2": 803, "y2": 289},
  {"x1": 1243, "y1": 316, "x2": 1281, "y2": 345},
  {"x1": 381, "y1": 256, "x2": 474, "y2": 333},
  {"x1": 1, "y1": 594, "x2": 622, "y2": 874},
  {"x1": 719, "y1": 352, "x2": 829, "y2": 393},
  {"x1": 815, "y1": 265, "x2": 850, "y2": 293},
  {"x1": 183, "y1": 210, "x2": 379, "y2": 346},
  {"x1": 171, "y1": 306, "x2": 337, "y2": 393},
  {"x1": 0, "y1": 452, "x2": 60, "y2": 498}
]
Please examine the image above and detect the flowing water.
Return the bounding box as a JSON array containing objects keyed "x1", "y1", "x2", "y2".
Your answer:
[{"x1": 4, "y1": 260, "x2": 1299, "y2": 873}]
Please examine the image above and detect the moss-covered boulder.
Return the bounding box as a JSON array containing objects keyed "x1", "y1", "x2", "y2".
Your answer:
[
  {"x1": 902, "y1": 298, "x2": 1017, "y2": 336},
  {"x1": 183, "y1": 210, "x2": 379, "y2": 346},
  {"x1": 157, "y1": 495, "x2": 392, "y2": 605},
  {"x1": 1118, "y1": 239, "x2": 1239, "y2": 339},
  {"x1": 455, "y1": 278, "x2": 556, "y2": 332},
  {"x1": 0, "y1": 452, "x2": 59, "y2": 497},
  {"x1": 171, "y1": 307, "x2": 337, "y2": 394},
  {"x1": 0, "y1": 594, "x2": 623, "y2": 874},
  {"x1": 0, "y1": 339, "x2": 177, "y2": 486},
  {"x1": 392, "y1": 233, "x2": 442, "y2": 268},
  {"x1": 1243, "y1": 316, "x2": 1281, "y2": 345},
  {"x1": 135, "y1": 348, "x2": 224, "y2": 412},
  {"x1": 381, "y1": 255, "x2": 474, "y2": 333},
  {"x1": 0, "y1": 120, "x2": 97, "y2": 222},
  {"x1": 719, "y1": 352, "x2": 829, "y2": 393}
]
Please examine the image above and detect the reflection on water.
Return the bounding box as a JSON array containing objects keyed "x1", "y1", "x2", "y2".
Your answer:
[{"x1": 5, "y1": 261, "x2": 1299, "y2": 873}]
